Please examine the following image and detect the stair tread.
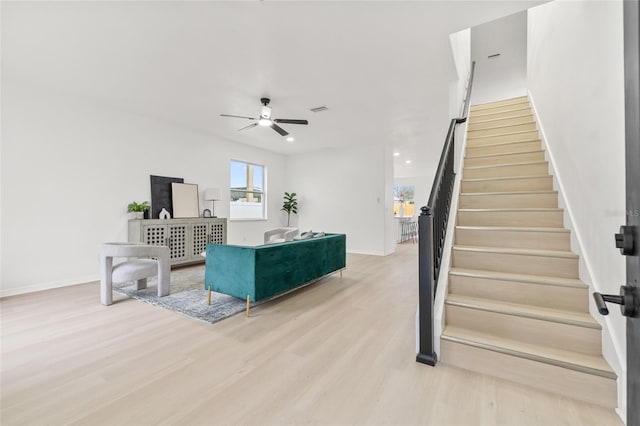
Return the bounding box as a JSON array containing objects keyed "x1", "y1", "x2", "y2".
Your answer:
[
  {"x1": 453, "y1": 245, "x2": 578, "y2": 258},
  {"x1": 467, "y1": 130, "x2": 538, "y2": 141},
  {"x1": 464, "y1": 160, "x2": 547, "y2": 170},
  {"x1": 470, "y1": 105, "x2": 531, "y2": 118},
  {"x1": 460, "y1": 190, "x2": 556, "y2": 196},
  {"x1": 469, "y1": 112, "x2": 533, "y2": 124},
  {"x1": 445, "y1": 294, "x2": 599, "y2": 329},
  {"x1": 462, "y1": 175, "x2": 550, "y2": 182},
  {"x1": 467, "y1": 121, "x2": 536, "y2": 132},
  {"x1": 465, "y1": 150, "x2": 543, "y2": 159},
  {"x1": 441, "y1": 326, "x2": 615, "y2": 378},
  {"x1": 456, "y1": 225, "x2": 569, "y2": 233},
  {"x1": 449, "y1": 267, "x2": 586, "y2": 288},
  {"x1": 470, "y1": 96, "x2": 529, "y2": 109}
]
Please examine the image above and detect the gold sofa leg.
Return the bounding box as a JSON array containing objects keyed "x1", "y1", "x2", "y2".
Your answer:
[
  {"x1": 340, "y1": 269, "x2": 343, "y2": 278},
  {"x1": 246, "y1": 294, "x2": 251, "y2": 318},
  {"x1": 208, "y1": 287, "x2": 211, "y2": 305}
]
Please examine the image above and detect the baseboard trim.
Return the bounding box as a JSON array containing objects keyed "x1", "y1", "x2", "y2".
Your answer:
[
  {"x1": 1, "y1": 274, "x2": 99, "y2": 299},
  {"x1": 346, "y1": 249, "x2": 386, "y2": 256}
]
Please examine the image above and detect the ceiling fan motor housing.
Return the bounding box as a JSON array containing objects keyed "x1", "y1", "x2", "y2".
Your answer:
[{"x1": 261, "y1": 105, "x2": 272, "y2": 119}]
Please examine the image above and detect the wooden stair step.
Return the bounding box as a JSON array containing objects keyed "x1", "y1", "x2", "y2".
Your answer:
[
  {"x1": 467, "y1": 131, "x2": 540, "y2": 146},
  {"x1": 466, "y1": 140, "x2": 542, "y2": 156},
  {"x1": 449, "y1": 267, "x2": 587, "y2": 311},
  {"x1": 464, "y1": 150, "x2": 545, "y2": 167},
  {"x1": 468, "y1": 114, "x2": 534, "y2": 131},
  {"x1": 439, "y1": 338, "x2": 617, "y2": 408},
  {"x1": 463, "y1": 161, "x2": 549, "y2": 179},
  {"x1": 459, "y1": 191, "x2": 558, "y2": 209},
  {"x1": 469, "y1": 105, "x2": 532, "y2": 121},
  {"x1": 461, "y1": 175, "x2": 553, "y2": 193},
  {"x1": 452, "y1": 245, "x2": 578, "y2": 278},
  {"x1": 445, "y1": 294, "x2": 602, "y2": 355},
  {"x1": 449, "y1": 267, "x2": 586, "y2": 289},
  {"x1": 468, "y1": 122, "x2": 537, "y2": 138},
  {"x1": 470, "y1": 96, "x2": 529, "y2": 112},
  {"x1": 457, "y1": 208, "x2": 564, "y2": 228},
  {"x1": 441, "y1": 326, "x2": 615, "y2": 379},
  {"x1": 455, "y1": 225, "x2": 570, "y2": 250}
]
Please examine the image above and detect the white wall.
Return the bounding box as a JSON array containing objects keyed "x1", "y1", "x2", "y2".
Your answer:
[
  {"x1": 1, "y1": 83, "x2": 288, "y2": 297},
  {"x1": 287, "y1": 144, "x2": 393, "y2": 256},
  {"x1": 449, "y1": 28, "x2": 472, "y2": 118},
  {"x1": 527, "y1": 0, "x2": 626, "y2": 418},
  {"x1": 471, "y1": 11, "x2": 528, "y2": 105}
]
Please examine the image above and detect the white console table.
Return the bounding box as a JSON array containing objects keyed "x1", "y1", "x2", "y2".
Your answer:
[{"x1": 128, "y1": 218, "x2": 227, "y2": 266}]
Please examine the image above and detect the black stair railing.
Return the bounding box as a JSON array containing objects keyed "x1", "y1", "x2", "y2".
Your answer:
[{"x1": 416, "y1": 61, "x2": 476, "y2": 366}]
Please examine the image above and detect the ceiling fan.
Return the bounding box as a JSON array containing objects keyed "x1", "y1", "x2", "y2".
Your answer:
[{"x1": 220, "y1": 97, "x2": 308, "y2": 137}]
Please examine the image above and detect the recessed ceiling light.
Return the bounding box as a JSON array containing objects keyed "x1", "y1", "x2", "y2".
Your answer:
[
  {"x1": 393, "y1": 152, "x2": 400, "y2": 157},
  {"x1": 286, "y1": 137, "x2": 294, "y2": 142},
  {"x1": 405, "y1": 160, "x2": 412, "y2": 164}
]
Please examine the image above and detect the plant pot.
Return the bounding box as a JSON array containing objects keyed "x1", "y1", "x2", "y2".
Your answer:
[{"x1": 129, "y1": 212, "x2": 144, "y2": 220}]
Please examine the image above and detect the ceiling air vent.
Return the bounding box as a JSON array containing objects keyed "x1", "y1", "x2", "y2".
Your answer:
[{"x1": 310, "y1": 106, "x2": 329, "y2": 113}]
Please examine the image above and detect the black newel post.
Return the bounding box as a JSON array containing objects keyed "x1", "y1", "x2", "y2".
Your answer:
[{"x1": 416, "y1": 205, "x2": 437, "y2": 365}]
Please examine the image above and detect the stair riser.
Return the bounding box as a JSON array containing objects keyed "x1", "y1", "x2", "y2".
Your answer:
[
  {"x1": 440, "y1": 340, "x2": 616, "y2": 408},
  {"x1": 466, "y1": 140, "x2": 542, "y2": 156},
  {"x1": 461, "y1": 176, "x2": 553, "y2": 193},
  {"x1": 469, "y1": 107, "x2": 532, "y2": 123},
  {"x1": 468, "y1": 123, "x2": 537, "y2": 138},
  {"x1": 452, "y1": 249, "x2": 578, "y2": 278},
  {"x1": 468, "y1": 115, "x2": 534, "y2": 131},
  {"x1": 459, "y1": 193, "x2": 558, "y2": 209},
  {"x1": 457, "y1": 210, "x2": 564, "y2": 228},
  {"x1": 464, "y1": 163, "x2": 549, "y2": 179},
  {"x1": 455, "y1": 228, "x2": 570, "y2": 250},
  {"x1": 448, "y1": 274, "x2": 587, "y2": 311},
  {"x1": 465, "y1": 151, "x2": 545, "y2": 167},
  {"x1": 470, "y1": 97, "x2": 529, "y2": 112},
  {"x1": 445, "y1": 305, "x2": 601, "y2": 355}
]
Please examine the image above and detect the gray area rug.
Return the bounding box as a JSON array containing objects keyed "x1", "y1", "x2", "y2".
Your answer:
[{"x1": 113, "y1": 265, "x2": 246, "y2": 324}]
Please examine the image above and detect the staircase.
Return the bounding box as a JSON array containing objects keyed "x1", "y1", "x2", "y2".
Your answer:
[{"x1": 440, "y1": 96, "x2": 617, "y2": 408}]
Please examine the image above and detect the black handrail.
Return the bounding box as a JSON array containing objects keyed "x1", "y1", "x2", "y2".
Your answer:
[{"x1": 417, "y1": 61, "x2": 476, "y2": 366}]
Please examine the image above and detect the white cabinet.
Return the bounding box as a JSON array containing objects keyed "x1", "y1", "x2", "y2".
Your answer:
[{"x1": 128, "y1": 218, "x2": 227, "y2": 266}]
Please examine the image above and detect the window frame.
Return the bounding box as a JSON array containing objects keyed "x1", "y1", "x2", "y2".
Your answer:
[{"x1": 229, "y1": 159, "x2": 267, "y2": 221}]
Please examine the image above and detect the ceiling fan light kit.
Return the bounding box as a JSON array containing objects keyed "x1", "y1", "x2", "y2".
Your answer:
[{"x1": 221, "y1": 97, "x2": 309, "y2": 138}]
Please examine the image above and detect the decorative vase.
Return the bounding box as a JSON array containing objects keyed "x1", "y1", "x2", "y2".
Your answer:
[
  {"x1": 159, "y1": 208, "x2": 171, "y2": 219},
  {"x1": 399, "y1": 204, "x2": 405, "y2": 217}
]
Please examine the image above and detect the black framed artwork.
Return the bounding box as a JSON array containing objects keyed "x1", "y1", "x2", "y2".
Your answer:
[{"x1": 150, "y1": 175, "x2": 184, "y2": 219}]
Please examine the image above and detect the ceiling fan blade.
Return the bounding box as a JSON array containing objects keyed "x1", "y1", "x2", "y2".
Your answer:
[
  {"x1": 221, "y1": 114, "x2": 256, "y2": 120},
  {"x1": 271, "y1": 123, "x2": 289, "y2": 136},
  {"x1": 274, "y1": 119, "x2": 309, "y2": 125},
  {"x1": 238, "y1": 123, "x2": 259, "y2": 131}
]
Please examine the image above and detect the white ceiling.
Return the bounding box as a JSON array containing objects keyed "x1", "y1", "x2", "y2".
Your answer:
[{"x1": 2, "y1": 1, "x2": 546, "y2": 176}]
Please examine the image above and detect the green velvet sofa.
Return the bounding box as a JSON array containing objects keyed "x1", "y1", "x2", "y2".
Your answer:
[{"x1": 204, "y1": 233, "x2": 346, "y2": 304}]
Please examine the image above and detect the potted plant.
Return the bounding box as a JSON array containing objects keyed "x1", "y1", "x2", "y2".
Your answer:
[
  {"x1": 281, "y1": 192, "x2": 298, "y2": 227},
  {"x1": 127, "y1": 201, "x2": 150, "y2": 220}
]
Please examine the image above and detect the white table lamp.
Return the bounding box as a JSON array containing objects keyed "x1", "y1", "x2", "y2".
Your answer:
[{"x1": 203, "y1": 188, "x2": 221, "y2": 218}]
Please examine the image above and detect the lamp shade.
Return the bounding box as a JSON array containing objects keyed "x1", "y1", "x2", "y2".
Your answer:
[{"x1": 203, "y1": 188, "x2": 221, "y2": 201}]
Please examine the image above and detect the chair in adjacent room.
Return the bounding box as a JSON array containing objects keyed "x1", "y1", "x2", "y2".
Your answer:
[
  {"x1": 99, "y1": 243, "x2": 170, "y2": 306},
  {"x1": 264, "y1": 227, "x2": 299, "y2": 244}
]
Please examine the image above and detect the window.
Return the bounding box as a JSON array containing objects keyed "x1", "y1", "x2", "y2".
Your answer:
[
  {"x1": 230, "y1": 160, "x2": 265, "y2": 220},
  {"x1": 393, "y1": 185, "x2": 415, "y2": 217}
]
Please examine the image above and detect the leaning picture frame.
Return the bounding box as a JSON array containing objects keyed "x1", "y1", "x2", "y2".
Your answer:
[{"x1": 171, "y1": 183, "x2": 199, "y2": 218}]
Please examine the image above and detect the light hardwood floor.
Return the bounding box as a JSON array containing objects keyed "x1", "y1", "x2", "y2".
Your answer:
[{"x1": 0, "y1": 244, "x2": 621, "y2": 425}]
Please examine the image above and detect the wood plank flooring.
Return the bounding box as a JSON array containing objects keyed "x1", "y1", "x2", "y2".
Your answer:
[{"x1": 0, "y1": 244, "x2": 621, "y2": 425}]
